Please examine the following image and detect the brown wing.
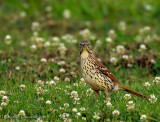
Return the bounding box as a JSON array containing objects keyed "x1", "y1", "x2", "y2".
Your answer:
[{"x1": 92, "y1": 54, "x2": 119, "y2": 85}]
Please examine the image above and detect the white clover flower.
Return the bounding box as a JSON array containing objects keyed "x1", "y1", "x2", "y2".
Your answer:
[
  {"x1": 127, "y1": 63, "x2": 133, "y2": 68},
  {"x1": 82, "y1": 117, "x2": 86, "y2": 120},
  {"x1": 73, "y1": 83, "x2": 78, "y2": 87},
  {"x1": 80, "y1": 107, "x2": 86, "y2": 111},
  {"x1": 0, "y1": 91, "x2": 6, "y2": 96},
  {"x1": 144, "y1": 35, "x2": 151, "y2": 43},
  {"x1": 54, "y1": 76, "x2": 60, "y2": 81},
  {"x1": 80, "y1": 78, "x2": 85, "y2": 82},
  {"x1": 30, "y1": 44, "x2": 37, "y2": 50},
  {"x1": 37, "y1": 87, "x2": 43, "y2": 95},
  {"x1": 59, "y1": 68, "x2": 65, "y2": 73},
  {"x1": 86, "y1": 88, "x2": 93, "y2": 96},
  {"x1": 139, "y1": 44, "x2": 147, "y2": 52},
  {"x1": 71, "y1": 91, "x2": 78, "y2": 98},
  {"x1": 143, "y1": 26, "x2": 151, "y2": 32},
  {"x1": 63, "y1": 9, "x2": 71, "y2": 19},
  {"x1": 144, "y1": 4, "x2": 152, "y2": 11},
  {"x1": 58, "y1": 43, "x2": 67, "y2": 56},
  {"x1": 106, "y1": 102, "x2": 112, "y2": 108},
  {"x1": 52, "y1": 36, "x2": 59, "y2": 46},
  {"x1": 50, "y1": 80, "x2": 56, "y2": 86},
  {"x1": 140, "y1": 115, "x2": 147, "y2": 121},
  {"x1": 122, "y1": 55, "x2": 129, "y2": 61},
  {"x1": 15, "y1": 66, "x2": 20, "y2": 70},
  {"x1": 53, "y1": 109, "x2": 58, "y2": 113},
  {"x1": 40, "y1": 58, "x2": 47, "y2": 63},
  {"x1": 37, "y1": 80, "x2": 44, "y2": 87},
  {"x1": 149, "y1": 94, "x2": 157, "y2": 103},
  {"x1": 64, "y1": 77, "x2": 70, "y2": 82},
  {"x1": 118, "y1": 21, "x2": 126, "y2": 32},
  {"x1": 93, "y1": 112, "x2": 100, "y2": 120},
  {"x1": 144, "y1": 82, "x2": 151, "y2": 89},
  {"x1": 76, "y1": 112, "x2": 81, "y2": 117},
  {"x1": 57, "y1": 61, "x2": 65, "y2": 66},
  {"x1": 32, "y1": 22, "x2": 40, "y2": 31},
  {"x1": 110, "y1": 57, "x2": 118, "y2": 65},
  {"x1": 126, "y1": 101, "x2": 135, "y2": 110},
  {"x1": 74, "y1": 97, "x2": 80, "y2": 101},
  {"x1": 46, "y1": 100, "x2": 51, "y2": 105},
  {"x1": 45, "y1": 6, "x2": 52, "y2": 12},
  {"x1": 1, "y1": 102, "x2": 7, "y2": 107},
  {"x1": 2, "y1": 96, "x2": 9, "y2": 103},
  {"x1": 48, "y1": 58, "x2": 54, "y2": 62},
  {"x1": 20, "y1": 11, "x2": 27, "y2": 18},
  {"x1": 71, "y1": 39, "x2": 77, "y2": 43},
  {"x1": 44, "y1": 41, "x2": 51, "y2": 47},
  {"x1": 18, "y1": 110, "x2": 25, "y2": 116},
  {"x1": 79, "y1": 28, "x2": 91, "y2": 39},
  {"x1": 106, "y1": 37, "x2": 112, "y2": 43},
  {"x1": 59, "y1": 107, "x2": 64, "y2": 110},
  {"x1": 112, "y1": 110, "x2": 120, "y2": 116},
  {"x1": 61, "y1": 34, "x2": 73, "y2": 41},
  {"x1": 72, "y1": 108, "x2": 77, "y2": 112},
  {"x1": 64, "y1": 103, "x2": 69, "y2": 107},
  {"x1": 64, "y1": 118, "x2": 72, "y2": 122},
  {"x1": 14, "y1": 101, "x2": 19, "y2": 103},
  {"x1": 153, "y1": 77, "x2": 160, "y2": 84},
  {"x1": 108, "y1": 29, "x2": 116, "y2": 39},
  {"x1": 5, "y1": 35, "x2": 12, "y2": 45},
  {"x1": 135, "y1": 35, "x2": 142, "y2": 42},
  {"x1": 116, "y1": 45, "x2": 125, "y2": 54},
  {"x1": 74, "y1": 100, "x2": 80, "y2": 105},
  {"x1": 66, "y1": 86, "x2": 71, "y2": 89},
  {"x1": 124, "y1": 94, "x2": 131, "y2": 100},
  {"x1": 20, "y1": 84, "x2": 25, "y2": 91},
  {"x1": 62, "y1": 113, "x2": 69, "y2": 119},
  {"x1": 95, "y1": 40, "x2": 102, "y2": 47},
  {"x1": 36, "y1": 117, "x2": 43, "y2": 122},
  {"x1": 150, "y1": 59, "x2": 155, "y2": 64},
  {"x1": 36, "y1": 37, "x2": 44, "y2": 47},
  {"x1": 4, "y1": 115, "x2": 10, "y2": 119}
]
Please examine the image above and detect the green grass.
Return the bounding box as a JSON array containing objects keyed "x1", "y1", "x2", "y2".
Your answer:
[{"x1": 0, "y1": 0, "x2": 160, "y2": 121}]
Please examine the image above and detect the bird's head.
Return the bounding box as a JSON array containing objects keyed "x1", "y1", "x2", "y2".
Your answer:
[{"x1": 80, "y1": 40, "x2": 92, "y2": 54}]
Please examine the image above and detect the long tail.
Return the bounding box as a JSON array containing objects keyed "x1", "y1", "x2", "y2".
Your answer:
[{"x1": 120, "y1": 86, "x2": 148, "y2": 99}]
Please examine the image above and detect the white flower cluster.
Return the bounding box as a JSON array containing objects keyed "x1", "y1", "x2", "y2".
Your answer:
[
  {"x1": 110, "y1": 57, "x2": 118, "y2": 65},
  {"x1": 79, "y1": 28, "x2": 91, "y2": 39},
  {"x1": 1, "y1": 96, "x2": 9, "y2": 108},
  {"x1": 149, "y1": 94, "x2": 157, "y2": 103},
  {"x1": 112, "y1": 110, "x2": 120, "y2": 116},
  {"x1": 144, "y1": 82, "x2": 151, "y2": 89},
  {"x1": 116, "y1": 45, "x2": 125, "y2": 54},
  {"x1": 5, "y1": 35, "x2": 12, "y2": 45},
  {"x1": 153, "y1": 77, "x2": 160, "y2": 84},
  {"x1": 93, "y1": 112, "x2": 100, "y2": 120},
  {"x1": 86, "y1": 88, "x2": 93, "y2": 96},
  {"x1": 126, "y1": 101, "x2": 135, "y2": 110},
  {"x1": 18, "y1": 110, "x2": 25, "y2": 117},
  {"x1": 124, "y1": 94, "x2": 131, "y2": 100},
  {"x1": 20, "y1": 84, "x2": 25, "y2": 91}
]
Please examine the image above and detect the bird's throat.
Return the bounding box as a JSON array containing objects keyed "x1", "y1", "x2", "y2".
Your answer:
[{"x1": 81, "y1": 50, "x2": 89, "y2": 59}]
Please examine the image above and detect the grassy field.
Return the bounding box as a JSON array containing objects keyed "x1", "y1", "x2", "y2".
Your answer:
[{"x1": 0, "y1": 0, "x2": 160, "y2": 121}]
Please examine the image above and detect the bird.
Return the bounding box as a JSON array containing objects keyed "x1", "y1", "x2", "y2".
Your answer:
[{"x1": 80, "y1": 40, "x2": 147, "y2": 99}]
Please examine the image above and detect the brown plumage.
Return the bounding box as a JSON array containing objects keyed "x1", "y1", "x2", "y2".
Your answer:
[{"x1": 80, "y1": 40, "x2": 147, "y2": 99}]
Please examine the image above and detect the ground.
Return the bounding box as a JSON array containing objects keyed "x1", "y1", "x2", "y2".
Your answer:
[{"x1": 0, "y1": 0, "x2": 160, "y2": 121}]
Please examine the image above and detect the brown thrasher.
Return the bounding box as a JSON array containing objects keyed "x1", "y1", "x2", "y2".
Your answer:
[{"x1": 80, "y1": 40, "x2": 147, "y2": 99}]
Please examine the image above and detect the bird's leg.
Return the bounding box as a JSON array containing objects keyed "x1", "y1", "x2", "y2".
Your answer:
[
  {"x1": 94, "y1": 90, "x2": 100, "y2": 97},
  {"x1": 105, "y1": 92, "x2": 111, "y2": 102}
]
